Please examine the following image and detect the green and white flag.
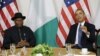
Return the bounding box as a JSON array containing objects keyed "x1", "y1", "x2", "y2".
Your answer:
[
  {"x1": 25, "y1": 0, "x2": 58, "y2": 47},
  {"x1": 93, "y1": 0, "x2": 100, "y2": 46}
]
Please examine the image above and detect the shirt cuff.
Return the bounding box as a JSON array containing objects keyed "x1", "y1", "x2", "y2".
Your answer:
[
  {"x1": 86, "y1": 32, "x2": 90, "y2": 38},
  {"x1": 86, "y1": 34, "x2": 90, "y2": 38}
]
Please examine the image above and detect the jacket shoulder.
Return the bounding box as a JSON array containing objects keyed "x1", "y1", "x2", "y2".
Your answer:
[
  {"x1": 70, "y1": 23, "x2": 78, "y2": 28},
  {"x1": 5, "y1": 26, "x2": 15, "y2": 32},
  {"x1": 23, "y1": 26, "x2": 31, "y2": 29},
  {"x1": 85, "y1": 22, "x2": 95, "y2": 27}
]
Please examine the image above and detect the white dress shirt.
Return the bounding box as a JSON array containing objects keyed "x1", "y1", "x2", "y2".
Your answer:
[{"x1": 75, "y1": 21, "x2": 86, "y2": 44}]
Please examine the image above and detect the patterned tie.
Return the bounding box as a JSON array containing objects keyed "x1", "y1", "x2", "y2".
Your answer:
[{"x1": 78, "y1": 24, "x2": 82, "y2": 48}]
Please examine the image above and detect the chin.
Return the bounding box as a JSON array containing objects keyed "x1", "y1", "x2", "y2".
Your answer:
[{"x1": 17, "y1": 25, "x2": 23, "y2": 27}]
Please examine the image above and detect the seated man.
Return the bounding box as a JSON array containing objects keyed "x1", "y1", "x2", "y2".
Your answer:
[
  {"x1": 3, "y1": 12, "x2": 36, "y2": 49},
  {"x1": 65, "y1": 9, "x2": 96, "y2": 51}
]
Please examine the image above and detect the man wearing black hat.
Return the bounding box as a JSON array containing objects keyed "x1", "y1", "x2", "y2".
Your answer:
[{"x1": 3, "y1": 12, "x2": 36, "y2": 49}]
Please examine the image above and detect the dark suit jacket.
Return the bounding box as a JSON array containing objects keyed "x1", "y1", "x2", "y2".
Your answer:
[
  {"x1": 3, "y1": 26, "x2": 36, "y2": 49},
  {"x1": 66, "y1": 22, "x2": 95, "y2": 51}
]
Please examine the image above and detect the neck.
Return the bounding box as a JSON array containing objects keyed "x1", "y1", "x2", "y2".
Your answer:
[
  {"x1": 15, "y1": 25, "x2": 23, "y2": 28},
  {"x1": 79, "y1": 20, "x2": 85, "y2": 23}
]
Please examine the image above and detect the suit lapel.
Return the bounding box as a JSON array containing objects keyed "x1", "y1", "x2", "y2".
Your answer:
[{"x1": 84, "y1": 22, "x2": 88, "y2": 27}]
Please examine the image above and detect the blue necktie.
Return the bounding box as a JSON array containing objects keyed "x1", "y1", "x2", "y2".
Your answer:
[{"x1": 78, "y1": 24, "x2": 82, "y2": 48}]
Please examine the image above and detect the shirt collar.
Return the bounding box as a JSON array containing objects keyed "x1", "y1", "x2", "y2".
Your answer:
[{"x1": 79, "y1": 21, "x2": 85, "y2": 26}]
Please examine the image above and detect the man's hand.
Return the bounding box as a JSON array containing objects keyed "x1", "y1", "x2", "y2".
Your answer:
[
  {"x1": 16, "y1": 40, "x2": 29, "y2": 48},
  {"x1": 23, "y1": 40, "x2": 30, "y2": 46},
  {"x1": 80, "y1": 26, "x2": 90, "y2": 35}
]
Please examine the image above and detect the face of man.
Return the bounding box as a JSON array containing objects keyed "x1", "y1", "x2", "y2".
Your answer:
[
  {"x1": 75, "y1": 9, "x2": 85, "y2": 23},
  {"x1": 14, "y1": 18, "x2": 24, "y2": 27}
]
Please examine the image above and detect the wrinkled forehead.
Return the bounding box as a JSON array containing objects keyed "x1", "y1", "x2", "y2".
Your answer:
[{"x1": 75, "y1": 9, "x2": 85, "y2": 14}]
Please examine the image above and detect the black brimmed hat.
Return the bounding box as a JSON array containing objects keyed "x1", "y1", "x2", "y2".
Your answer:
[{"x1": 12, "y1": 12, "x2": 26, "y2": 21}]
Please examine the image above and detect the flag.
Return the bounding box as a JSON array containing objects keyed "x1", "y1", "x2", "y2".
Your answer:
[
  {"x1": 25, "y1": 0, "x2": 58, "y2": 47},
  {"x1": 94, "y1": 8, "x2": 100, "y2": 45},
  {"x1": 56, "y1": 0, "x2": 91, "y2": 47},
  {"x1": 0, "y1": 0, "x2": 18, "y2": 46},
  {"x1": 93, "y1": 0, "x2": 100, "y2": 47},
  {"x1": 94, "y1": 5, "x2": 100, "y2": 29}
]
